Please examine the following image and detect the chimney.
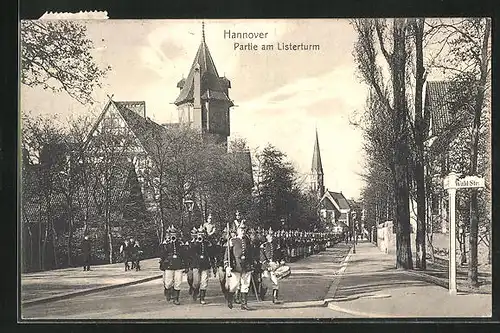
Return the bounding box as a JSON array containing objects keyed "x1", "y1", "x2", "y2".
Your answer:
[{"x1": 193, "y1": 63, "x2": 202, "y2": 131}]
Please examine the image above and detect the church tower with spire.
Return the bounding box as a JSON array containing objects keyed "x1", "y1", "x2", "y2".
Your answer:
[
  {"x1": 174, "y1": 22, "x2": 233, "y2": 149},
  {"x1": 311, "y1": 128, "x2": 325, "y2": 200}
]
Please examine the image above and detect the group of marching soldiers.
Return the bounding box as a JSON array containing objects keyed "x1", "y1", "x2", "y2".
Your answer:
[{"x1": 158, "y1": 211, "x2": 341, "y2": 310}]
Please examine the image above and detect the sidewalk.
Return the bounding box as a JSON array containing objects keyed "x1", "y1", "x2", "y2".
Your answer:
[
  {"x1": 325, "y1": 240, "x2": 492, "y2": 318},
  {"x1": 21, "y1": 258, "x2": 164, "y2": 305}
]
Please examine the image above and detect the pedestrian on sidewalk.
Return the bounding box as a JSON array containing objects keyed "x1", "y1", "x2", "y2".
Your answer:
[
  {"x1": 120, "y1": 239, "x2": 130, "y2": 271},
  {"x1": 129, "y1": 237, "x2": 137, "y2": 270},
  {"x1": 132, "y1": 240, "x2": 142, "y2": 271},
  {"x1": 81, "y1": 235, "x2": 91, "y2": 271}
]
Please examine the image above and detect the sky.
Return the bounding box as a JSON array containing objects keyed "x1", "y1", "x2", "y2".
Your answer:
[{"x1": 21, "y1": 19, "x2": 369, "y2": 200}]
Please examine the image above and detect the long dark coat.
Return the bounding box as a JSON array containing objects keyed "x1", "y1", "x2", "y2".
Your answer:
[
  {"x1": 188, "y1": 240, "x2": 214, "y2": 270},
  {"x1": 81, "y1": 239, "x2": 91, "y2": 261},
  {"x1": 159, "y1": 241, "x2": 186, "y2": 271},
  {"x1": 224, "y1": 236, "x2": 254, "y2": 273}
]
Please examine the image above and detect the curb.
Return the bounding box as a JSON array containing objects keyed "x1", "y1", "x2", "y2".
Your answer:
[
  {"x1": 404, "y1": 270, "x2": 448, "y2": 290},
  {"x1": 323, "y1": 246, "x2": 353, "y2": 302},
  {"x1": 23, "y1": 274, "x2": 163, "y2": 307},
  {"x1": 404, "y1": 270, "x2": 490, "y2": 295},
  {"x1": 251, "y1": 300, "x2": 328, "y2": 309},
  {"x1": 326, "y1": 302, "x2": 406, "y2": 318}
]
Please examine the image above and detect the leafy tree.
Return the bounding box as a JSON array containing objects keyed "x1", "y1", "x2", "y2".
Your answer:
[
  {"x1": 83, "y1": 105, "x2": 140, "y2": 264},
  {"x1": 352, "y1": 18, "x2": 413, "y2": 269},
  {"x1": 425, "y1": 18, "x2": 491, "y2": 286},
  {"x1": 254, "y1": 145, "x2": 296, "y2": 230},
  {"x1": 21, "y1": 111, "x2": 67, "y2": 270},
  {"x1": 20, "y1": 20, "x2": 110, "y2": 104}
]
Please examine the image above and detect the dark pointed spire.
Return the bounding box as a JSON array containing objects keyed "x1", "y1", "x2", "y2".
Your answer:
[
  {"x1": 312, "y1": 128, "x2": 323, "y2": 175},
  {"x1": 202, "y1": 21, "x2": 205, "y2": 42},
  {"x1": 174, "y1": 22, "x2": 233, "y2": 107}
]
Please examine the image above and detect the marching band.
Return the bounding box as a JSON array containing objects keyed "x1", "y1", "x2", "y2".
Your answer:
[{"x1": 158, "y1": 212, "x2": 341, "y2": 308}]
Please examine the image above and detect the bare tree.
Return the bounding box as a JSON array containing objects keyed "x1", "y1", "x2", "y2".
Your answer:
[
  {"x1": 20, "y1": 20, "x2": 110, "y2": 105},
  {"x1": 352, "y1": 18, "x2": 413, "y2": 269},
  {"x1": 425, "y1": 18, "x2": 491, "y2": 286},
  {"x1": 84, "y1": 105, "x2": 140, "y2": 264},
  {"x1": 21, "y1": 111, "x2": 66, "y2": 270}
]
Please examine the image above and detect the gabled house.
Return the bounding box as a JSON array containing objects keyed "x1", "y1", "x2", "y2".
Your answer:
[{"x1": 319, "y1": 190, "x2": 351, "y2": 229}]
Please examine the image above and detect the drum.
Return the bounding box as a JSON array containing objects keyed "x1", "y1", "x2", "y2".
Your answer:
[{"x1": 274, "y1": 265, "x2": 291, "y2": 280}]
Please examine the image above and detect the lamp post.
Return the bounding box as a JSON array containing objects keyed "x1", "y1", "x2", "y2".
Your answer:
[
  {"x1": 183, "y1": 198, "x2": 194, "y2": 233},
  {"x1": 351, "y1": 211, "x2": 357, "y2": 254}
]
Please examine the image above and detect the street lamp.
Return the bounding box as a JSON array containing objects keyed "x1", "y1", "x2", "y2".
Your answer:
[
  {"x1": 351, "y1": 211, "x2": 357, "y2": 254},
  {"x1": 183, "y1": 198, "x2": 194, "y2": 233}
]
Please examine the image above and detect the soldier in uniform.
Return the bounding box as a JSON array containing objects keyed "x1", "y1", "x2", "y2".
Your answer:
[
  {"x1": 159, "y1": 225, "x2": 187, "y2": 305},
  {"x1": 224, "y1": 221, "x2": 254, "y2": 310},
  {"x1": 188, "y1": 226, "x2": 215, "y2": 305},
  {"x1": 260, "y1": 228, "x2": 285, "y2": 304},
  {"x1": 249, "y1": 227, "x2": 263, "y2": 299},
  {"x1": 203, "y1": 213, "x2": 217, "y2": 239},
  {"x1": 231, "y1": 211, "x2": 243, "y2": 304},
  {"x1": 215, "y1": 229, "x2": 229, "y2": 300},
  {"x1": 187, "y1": 226, "x2": 198, "y2": 296}
]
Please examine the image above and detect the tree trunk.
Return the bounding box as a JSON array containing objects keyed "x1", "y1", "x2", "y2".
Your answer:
[
  {"x1": 159, "y1": 187, "x2": 165, "y2": 243},
  {"x1": 487, "y1": 227, "x2": 491, "y2": 265},
  {"x1": 42, "y1": 219, "x2": 49, "y2": 270},
  {"x1": 468, "y1": 18, "x2": 490, "y2": 287},
  {"x1": 38, "y1": 200, "x2": 43, "y2": 271},
  {"x1": 392, "y1": 18, "x2": 413, "y2": 270},
  {"x1": 51, "y1": 220, "x2": 58, "y2": 269},
  {"x1": 468, "y1": 192, "x2": 479, "y2": 286},
  {"x1": 413, "y1": 17, "x2": 426, "y2": 270},
  {"x1": 108, "y1": 230, "x2": 113, "y2": 264},
  {"x1": 394, "y1": 161, "x2": 413, "y2": 269},
  {"x1": 29, "y1": 224, "x2": 34, "y2": 272},
  {"x1": 105, "y1": 207, "x2": 113, "y2": 264},
  {"x1": 67, "y1": 198, "x2": 73, "y2": 267},
  {"x1": 459, "y1": 230, "x2": 467, "y2": 265}
]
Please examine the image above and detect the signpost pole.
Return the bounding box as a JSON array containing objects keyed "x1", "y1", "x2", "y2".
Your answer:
[
  {"x1": 443, "y1": 172, "x2": 485, "y2": 295},
  {"x1": 447, "y1": 173, "x2": 458, "y2": 295}
]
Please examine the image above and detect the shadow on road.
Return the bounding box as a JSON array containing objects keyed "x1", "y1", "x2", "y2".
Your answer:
[{"x1": 335, "y1": 272, "x2": 428, "y2": 299}]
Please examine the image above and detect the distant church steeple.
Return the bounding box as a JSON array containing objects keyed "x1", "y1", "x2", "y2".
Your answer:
[
  {"x1": 174, "y1": 21, "x2": 233, "y2": 149},
  {"x1": 311, "y1": 128, "x2": 324, "y2": 199}
]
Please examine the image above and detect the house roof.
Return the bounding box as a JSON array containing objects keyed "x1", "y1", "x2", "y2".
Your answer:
[
  {"x1": 174, "y1": 35, "x2": 233, "y2": 106},
  {"x1": 311, "y1": 129, "x2": 323, "y2": 174},
  {"x1": 112, "y1": 101, "x2": 170, "y2": 159},
  {"x1": 424, "y1": 81, "x2": 474, "y2": 157},
  {"x1": 425, "y1": 81, "x2": 452, "y2": 136},
  {"x1": 116, "y1": 101, "x2": 146, "y2": 118},
  {"x1": 328, "y1": 191, "x2": 351, "y2": 210}
]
